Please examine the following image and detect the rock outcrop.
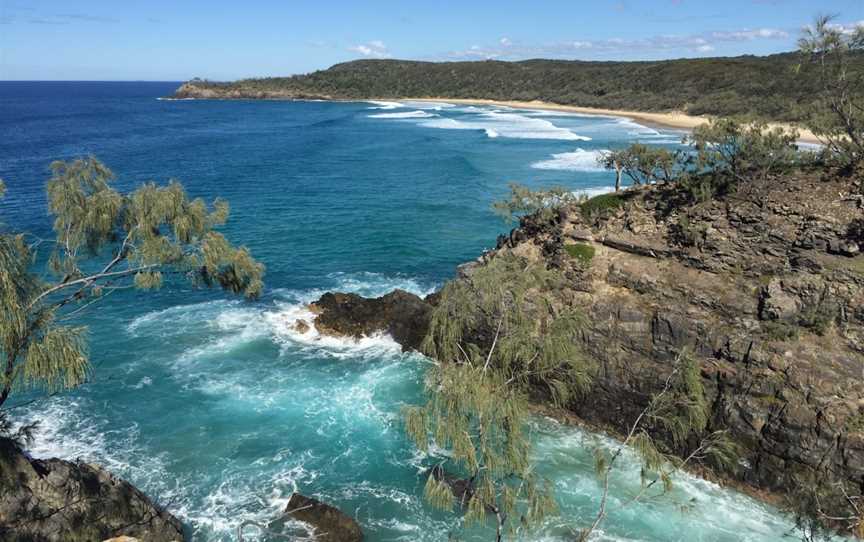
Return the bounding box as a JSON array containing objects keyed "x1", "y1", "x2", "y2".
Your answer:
[
  {"x1": 311, "y1": 169, "x2": 864, "y2": 520},
  {"x1": 496, "y1": 172, "x2": 864, "y2": 507},
  {"x1": 171, "y1": 81, "x2": 331, "y2": 101},
  {"x1": 274, "y1": 493, "x2": 363, "y2": 542},
  {"x1": 0, "y1": 437, "x2": 184, "y2": 542},
  {"x1": 310, "y1": 289, "x2": 433, "y2": 351}
]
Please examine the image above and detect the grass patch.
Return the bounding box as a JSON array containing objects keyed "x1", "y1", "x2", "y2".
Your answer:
[
  {"x1": 847, "y1": 412, "x2": 864, "y2": 434},
  {"x1": 761, "y1": 320, "x2": 799, "y2": 341},
  {"x1": 580, "y1": 193, "x2": 624, "y2": 220},
  {"x1": 564, "y1": 243, "x2": 596, "y2": 266}
]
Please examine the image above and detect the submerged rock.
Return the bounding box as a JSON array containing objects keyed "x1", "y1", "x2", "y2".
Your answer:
[
  {"x1": 0, "y1": 437, "x2": 184, "y2": 542},
  {"x1": 427, "y1": 465, "x2": 475, "y2": 505},
  {"x1": 280, "y1": 493, "x2": 363, "y2": 542},
  {"x1": 311, "y1": 289, "x2": 432, "y2": 351}
]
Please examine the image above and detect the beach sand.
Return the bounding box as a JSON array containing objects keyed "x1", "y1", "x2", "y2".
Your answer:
[{"x1": 412, "y1": 98, "x2": 822, "y2": 145}]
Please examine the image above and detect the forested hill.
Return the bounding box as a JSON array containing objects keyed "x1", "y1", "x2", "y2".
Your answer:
[{"x1": 173, "y1": 52, "x2": 864, "y2": 122}]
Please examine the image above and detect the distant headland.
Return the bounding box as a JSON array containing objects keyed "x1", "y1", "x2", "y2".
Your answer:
[{"x1": 168, "y1": 53, "x2": 863, "y2": 129}]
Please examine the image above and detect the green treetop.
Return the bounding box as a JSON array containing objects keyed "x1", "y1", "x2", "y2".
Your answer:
[{"x1": 0, "y1": 157, "x2": 264, "y2": 431}]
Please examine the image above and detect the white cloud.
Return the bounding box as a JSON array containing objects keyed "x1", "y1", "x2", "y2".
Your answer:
[
  {"x1": 447, "y1": 25, "x2": 792, "y2": 60},
  {"x1": 710, "y1": 28, "x2": 788, "y2": 41},
  {"x1": 348, "y1": 40, "x2": 391, "y2": 58}
]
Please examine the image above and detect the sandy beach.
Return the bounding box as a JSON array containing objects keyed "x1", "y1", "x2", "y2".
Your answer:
[{"x1": 412, "y1": 97, "x2": 822, "y2": 145}]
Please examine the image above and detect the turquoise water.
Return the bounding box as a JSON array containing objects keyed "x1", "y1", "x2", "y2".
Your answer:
[{"x1": 1, "y1": 82, "x2": 799, "y2": 541}]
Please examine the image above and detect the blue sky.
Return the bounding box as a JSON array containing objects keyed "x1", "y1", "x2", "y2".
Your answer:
[{"x1": 2, "y1": 0, "x2": 863, "y2": 81}]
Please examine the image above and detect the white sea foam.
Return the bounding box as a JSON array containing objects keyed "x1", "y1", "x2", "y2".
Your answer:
[
  {"x1": 127, "y1": 299, "x2": 238, "y2": 336},
  {"x1": 420, "y1": 118, "x2": 470, "y2": 130},
  {"x1": 368, "y1": 110, "x2": 437, "y2": 119},
  {"x1": 399, "y1": 100, "x2": 455, "y2": 110},
  {"x1": 531, "y1": 148, "x2": 607, "y2": 171},
  {"x1": 573, "y1": 185, "x2": 617, "y2": 198},
  {"x1": 177, "y1": 306, "x2": 271, "y2": 362},
  {"x1": 523, "y1": 109, "x2": 617, "y2": 119},
  {"x1": 419, "y1": 110, "x2": 592, "y2": 141},
  {"x1": 264, "y1": 303, "x2": 404, "y2": 360},
  {"x1": 366, "y1": 100, "x2": 403, "y2": 110},
  {"x1": 127, "y1": 272, "x2": 435, "y2": 366}
]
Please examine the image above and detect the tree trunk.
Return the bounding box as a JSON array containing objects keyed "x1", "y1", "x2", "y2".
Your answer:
[{"x1": 614, "y1": 161, "x2": 622, "y2": 192}]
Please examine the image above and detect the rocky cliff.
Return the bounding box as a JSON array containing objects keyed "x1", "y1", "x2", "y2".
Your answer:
[
  {"x1": 309, "y1": 168, "x2": 864, "y2": 527},
  {"x1": 0, "y1": 437, "x2": 184, "y2": 542},
  {"x1": 171, "y1": 81, "x2": 331, "y2": 101}
]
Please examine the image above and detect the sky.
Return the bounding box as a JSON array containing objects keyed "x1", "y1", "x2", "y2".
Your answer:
[{"x1": 1, "y1": 0, "x2": 863, "y2": 81}]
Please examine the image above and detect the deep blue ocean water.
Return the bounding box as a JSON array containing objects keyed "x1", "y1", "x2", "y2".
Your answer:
[{"x1": 1, "y1": 82, "x2": 800, "y2": 541}]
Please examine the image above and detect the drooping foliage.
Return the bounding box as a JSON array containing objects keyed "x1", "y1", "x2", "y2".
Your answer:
[
  {"x1": 580, "y1": 352, "x2": 739, "y2": 541},
  {"x1": 0, "y1": 158, "x2": 264, "y2": 416},
  {"x1": 798, "y1": 15, "x2": 864, "y2": 169},
  {"x1": 492, "y1": 182, "x2": 581, "y2": 224},
  {"x1": 406, "y1": 253, "x2": 591, "y2": 539},
  {"x1": 421, "y1": 253, "x2": 591, "y2": 404}
]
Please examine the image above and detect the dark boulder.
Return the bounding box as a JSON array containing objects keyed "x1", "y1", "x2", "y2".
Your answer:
[
  {"x1": 0, "y1": 437, "x2": 184, "y2": 542},
  {"x1": 311, "y1": 289, "x2": 432, "y2": 351},
  {"x1": 426, "y1": 465, "x2": 474, "y2": 506},
  {"x1": 280, "y1": 493, "x2": 363, "y2": 542}
]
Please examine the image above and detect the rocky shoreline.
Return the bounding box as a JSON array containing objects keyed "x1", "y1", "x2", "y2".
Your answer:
[
  {"x1": 0, "y1": 437, "x2": 184, "y2": 542},
  {"x1": 303, "y1": 168, "x2": 864, "y2": 531},
  {"x1": 4, "y1": 167, "x2": 861, "y2": 539}
]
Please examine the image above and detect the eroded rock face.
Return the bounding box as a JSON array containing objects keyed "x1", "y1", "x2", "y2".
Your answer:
[
  {"x1": 301, "y1": 171, "x2": 864, "y2": 526},
  {"x1": 491, "y1": 171, "x2": 864, "y2": 499},
  {"x1": 280, "y1": 493, "x2": 363, "y2": 542},
  {"x1": 311, "y1": 289, "x2": 432, "y2": 351},
  {"x1": 0, "y1": 437, "x2": 184, "y2": 542}
]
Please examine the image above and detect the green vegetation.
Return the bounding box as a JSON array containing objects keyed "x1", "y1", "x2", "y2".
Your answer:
[
  {"x1": 563, "y1": 243, "x2": 595, "y2": 266},
  {"x1": 180, "y1": 51, "x2": 864, "y2": 123},
  {"x1": 578, "y1": 352, "x2": 738, "y2": 541},
  {"x1": 788, "y1": 469, "x2": 864, "y2": 540},
  {"x1": 761, "y1": 321, "x2": 799, "y2": 342},
  {"x1": 0, "y1": 158, "x2": 264, "y2": 444},
  {"x1": 798, "y1": 15, "x2": 864, "y2": 170},
  {"x1": 845, "y1": 412, "x2": 864, "y2": 434},
  {"x1": 599, "y1": 144, "x2": 683, "y2": 187},
  {"x1": 580, "y1": 192, "x2": 625, "y2": 219},
  {"x1": 405, "y1": 253, "x2": 590, "y2": 540},
  {"x1": 492, "y1": 182, "x2": 580, "y2": 224},
  {"x1": 598, "y1": 117, "x2": 803, "y2": 203}
]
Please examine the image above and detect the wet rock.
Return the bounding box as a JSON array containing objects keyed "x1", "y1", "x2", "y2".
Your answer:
[
  {"x1": 310, "y1": 289, "x2": 431, "y2": 351},
  {"x1": 282, "y1": 493, "x2": 363, "y2": 542},
  {"x1": 0, "y1": 437, "x2": 184, "y2": 542},
  {"x1": 294, "y1": 319, "x2": 310, "y2": 334}
]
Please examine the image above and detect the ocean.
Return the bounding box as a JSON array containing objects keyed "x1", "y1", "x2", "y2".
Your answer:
[{"x1": 0, "y1": 81, "x2": 798, "y2": 541}]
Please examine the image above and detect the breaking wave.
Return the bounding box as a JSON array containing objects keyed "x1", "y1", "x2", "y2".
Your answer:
[
  {"x1": 368, "y1": 110, "x2": 437, "y2": 119},
  {"x1": 531, "y1": 148, "x2": 607, "y2": 171}
]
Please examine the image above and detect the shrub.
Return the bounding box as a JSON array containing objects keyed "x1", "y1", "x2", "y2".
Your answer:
[
  {"x1": 580, "y1": 193, "x2": 624, "y2": 220},
  {"x1": 493, "y1": 182, "x2": 580, "y2": 224},
  {"x1": 761, "y1": 321, "x2": 799, "y2": 341},
  {"x1": 564, "y1": 243, "x2": 596, "y2": 266},
  {"x1": 798, "y1": 15, "x2": 864, "y2": 170},
  {"x1": 687, "y1": 118, "x2": 800, "y2": 184},
  {"x1": 598, "y1": 144, "x2": 683, "y2": 186}
]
